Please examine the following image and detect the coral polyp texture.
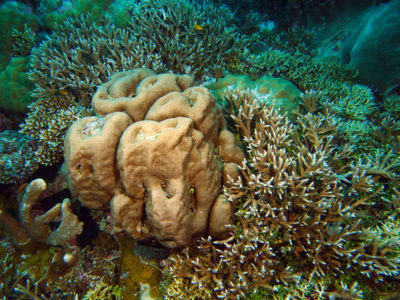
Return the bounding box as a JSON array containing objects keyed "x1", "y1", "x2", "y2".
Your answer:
[
  {"x1": 64, "y1": 69, "x2": 243, "y2": 248},
  {"x1": 164, "y1": 88, "x2": 400, "y2": 299}
]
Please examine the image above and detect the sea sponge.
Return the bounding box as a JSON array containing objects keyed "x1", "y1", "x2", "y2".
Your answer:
[
  {"x1": 64, "y1": 112, "x2": 132, "y2": 209},
  {"x1": 115, "y1": 117, "x2": 221, "y2": 248},
  {"x1": 0, "y1": 178, "x2": 83, "y2": 246},
  {"x1": 145, "y1": 87, "x2": 225, "y2": 145},
  {"x1": 92, "y1": 69, "x2": 194, "y2": 121},
  {"x1": 65, "y1": 69, "x2": 243, "y2": 248}
]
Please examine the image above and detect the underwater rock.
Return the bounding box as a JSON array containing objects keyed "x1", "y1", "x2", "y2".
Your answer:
[{"x1": 341, "y1": 0, "x2": 400, "y2": 92}]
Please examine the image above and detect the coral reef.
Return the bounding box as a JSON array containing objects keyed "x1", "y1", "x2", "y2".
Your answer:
[
  {"x1": 0, "y1": 246, "x2": 80, "y2": 299},
  {"x1": 127, "y1": 0, "x2": 244, "y2": 80},
  {"x1": 208, "y1": 72, "x2": 303, "y2": 116},
  {"x1": 64, "y1": 69, "x2": 243, "y2": 248},
  {"x1": 0, "y1": 178, "x2": 83, "y2": 246},
  {"x1": 28, "y1": 15, "x2": 164, "y2": 106},
  {"x1": 163, "y1": 88, "x2": 400, "y2": 299},
  {"x1": 230, "y1": 39, "x2": 380, "y2": 151},
  {"x1": 10, "y1": 24, "x2": 36, "y2": 57},
  {"x1": 20, "y1": 96, "x2": 92, "y2": 165},
  {"x1": 37, "y1": 0, "x2": 114, "y2": 29},
  {"x1": 1, "y1": 1, "x2": 399, "y2": 298},
  {"x1": 0, "y1": 130, "x2": 38, "y2": 184},
  {"x1": 0, "y1": 57, "x2": 35, "y2": 113},
  {"x1": 23, "y1": 0, "x2": 243, "y2": 167},
  {"x1": 0, "y1": 1, "x2": 39, "y2": 70}
]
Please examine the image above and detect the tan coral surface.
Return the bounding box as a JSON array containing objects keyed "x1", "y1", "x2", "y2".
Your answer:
[
  {"x1": 116, "y1": 117, "x2": 221, "y2": 248},
  {"x1": 64, "y1": 112, "x2": 132, "y2": 209},
  {"x1": 65, "y1": 69, "x2": 243, "y2": 248}
]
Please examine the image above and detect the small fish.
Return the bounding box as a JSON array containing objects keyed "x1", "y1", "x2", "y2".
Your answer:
[
  {"x1": 194, "y1": 24, "x2": 204, "y2": 31},
  {"x1": 58, "y1": 89, "x2": 69, "y2": 96}
]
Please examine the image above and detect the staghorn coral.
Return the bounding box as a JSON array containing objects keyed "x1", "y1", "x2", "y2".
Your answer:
[
  {"x1": 11, "y1": 24, "x2": 36, "y2": 57},
  {"x1": 64, "y1": 69, "x2": 243, "y2": 248},
  {"x1": 299, "y1": 89, "x2": 325, "y2": 113},
  {"x1": 325, "y1": 83, "x2": 376, "y2": 121},
  {"x1": 366, "y1": 216, "x2": 400, "y2": 249},
  {"x1": 164, "y1": 88, "x2": 400, "y2": 299},
  {"x1": 228, "y1": 42, "x2": 383, "y2": 151},
  {"x1": 28, "y1": 14, "x2": 165, "y2": 106},
  {"x1": 364, "y1": 149, "x2": 400, "y2": 183},
  {"x1": 127, "y1": 0, "x2": 245, "y2": 80},
  {"x1": 0, "y1": 178, "x2": 83, "y2": 246}
]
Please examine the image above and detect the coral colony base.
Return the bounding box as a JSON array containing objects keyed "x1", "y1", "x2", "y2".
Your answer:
[{"x1": 0, "y1": 0, "x2": 399, "y2": 299}]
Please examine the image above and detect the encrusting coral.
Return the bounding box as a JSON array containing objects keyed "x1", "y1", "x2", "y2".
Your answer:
[
  {"x1": 0, "y1": 178, "x2": 83, "y2": 246},
  {"x1": 163, "y1": 88, "x2": 400, "y2": 299},
  {"x1": 64, "y1": 68, "x2": 243, "y2": 248}
]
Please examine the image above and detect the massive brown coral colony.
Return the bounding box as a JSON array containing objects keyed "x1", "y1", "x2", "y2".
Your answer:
[
  {"x1": 64, "y1": 68, "x2": 243, "y2": 248},
  {"x1": 164, "y1": 88, "x2": 400, "y2": 299}
]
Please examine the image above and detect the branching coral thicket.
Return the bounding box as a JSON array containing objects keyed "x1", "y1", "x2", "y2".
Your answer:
[
  {"x1": 22, "y1": 13, "x2": 157, "y2": 165},
  {"x1": 164, "y1": 88, "x2": 400, "y2": 299},
  {"x1": 229, "y1": 46, "x2": 381, "y2": 150},
  {"x1": 128, "y1": 0, "x2": 244, "y2": 80},
  {"x1": 376, "y1": 94, "x2": 400, "y2": 152},
  {"x1": 232, "y1": 49, "x2": 358, "y2": 98},
  {"x1": 23, "y1": 0, "x2": 243, "y2": 167},
  {"x1": 28, "y1": 14, "x2": 165, "y2": 106},
  {"x1": 10, "y1": 24, "x2": 36, "y2": 57},
  {"x1": 20, "y1": 96, "x2": 91, "y2": 165}
]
